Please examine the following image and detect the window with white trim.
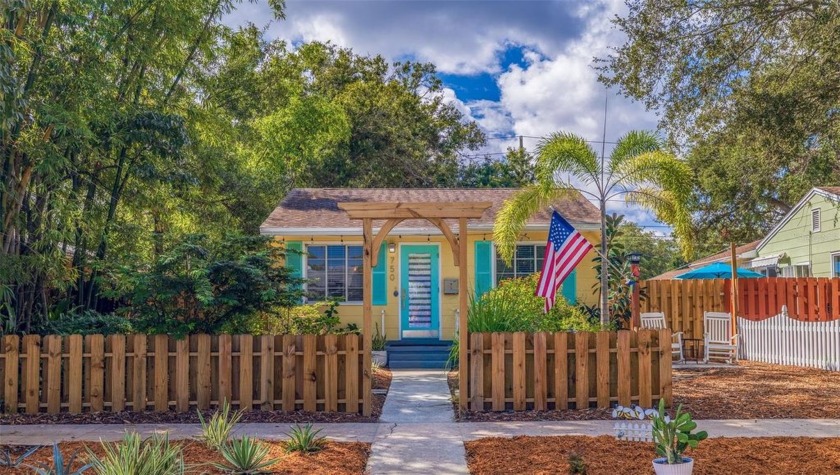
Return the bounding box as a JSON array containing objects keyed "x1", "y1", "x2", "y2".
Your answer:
[
  {"x1": 812, "y1": 208, "x2": 821, "y2": 232},
  {"x1": 794, "y1": 263, "x2": 811, "y2": 278},
  {"x1": 495, "y1": 244, "x2": 546, "y2": 285},
  {"x1": 305, "y1": 245, "x2": 363, "y2": 303}
]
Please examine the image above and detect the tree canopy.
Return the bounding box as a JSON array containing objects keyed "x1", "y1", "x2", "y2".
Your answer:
[
  {"x1": 0, "y1": 1, "x2": 484, "y2": 333},
  {"x1": 600, "y1": 0, "x2": 840, "y2": 254}
]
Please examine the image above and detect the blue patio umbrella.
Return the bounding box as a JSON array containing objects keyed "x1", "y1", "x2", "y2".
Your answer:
[{"x1": 676, "y1": 261, "x2": 763, "y2": 280}]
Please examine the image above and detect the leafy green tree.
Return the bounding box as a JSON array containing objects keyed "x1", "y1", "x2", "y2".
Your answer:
[
  {"x1": 599, "y1": 0, "x2": 840, "y2": 246},
  {"x1": 457, "y1": 147, "x2": 535, "y2": 188},
  {"x1": 494, "y1": 131, "x2": 693, "y2": 327},
  {"x1": 614, "y1": 221, "x2": 684, "y2": 280}
]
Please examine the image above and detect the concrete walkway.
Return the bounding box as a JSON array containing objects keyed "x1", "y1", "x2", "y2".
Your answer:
[{"x1": 366, "y1": 370, "x2": 466, "y2": 474}]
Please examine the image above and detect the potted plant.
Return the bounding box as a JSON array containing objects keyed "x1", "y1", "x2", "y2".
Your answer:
[
  {"x1": 651, "y1": 399, "x2": 707, "y2": 475},
  {"x1": 371, "y1": 323, "x2": 387, "y2": 366}
]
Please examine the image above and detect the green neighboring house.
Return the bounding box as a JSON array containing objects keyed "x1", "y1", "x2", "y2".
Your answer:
[{"x1": 752, "y1": 187, "x2": 840, "y2": 277}]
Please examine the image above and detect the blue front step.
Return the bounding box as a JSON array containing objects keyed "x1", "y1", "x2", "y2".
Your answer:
[{"x1": 385, "y1": 340, "x2": 453, "y2": 369}]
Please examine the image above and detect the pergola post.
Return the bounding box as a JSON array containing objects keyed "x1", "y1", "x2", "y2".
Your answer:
[
  {"x1": 362, "y1": 218, "x2": 373, "y2": 416},
  {"x1": 458, "y1": 217, "x2": 469, "y2": 412}
]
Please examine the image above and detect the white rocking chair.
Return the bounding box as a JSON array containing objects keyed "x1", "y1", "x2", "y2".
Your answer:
[
  {"x1": 640, "y1": 312, "x2": 683, "y2": 361},
  {"x1": 703, "y1": 311, "x2": 739, "y2": 363}
]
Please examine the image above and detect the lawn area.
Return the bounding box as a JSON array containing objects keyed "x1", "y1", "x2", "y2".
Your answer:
[
  {"x1": 465, "y1": 435, "x2": 840, "y2": 474},
  {"x1": 450, "y1": 361, "x2": 840, "y2": 421},
  {"x1": 0, "y1": 440, "x2": 370, "y2": 475}
]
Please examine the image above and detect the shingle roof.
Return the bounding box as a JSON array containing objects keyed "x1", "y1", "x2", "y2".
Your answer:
[
  {"x1": 816, "y1": 186, "x2": 840, "y2": 196},
  {"x1": 649, "y1": 240, "x2": 761, "y2": 280},
  {"x1": 260, "y1": 188, "x2": 600, "y2": 234}
]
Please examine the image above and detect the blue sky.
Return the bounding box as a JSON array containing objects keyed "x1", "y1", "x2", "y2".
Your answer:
[{"x1": 225, "y1": 0, "x2": 666, "y2": 231}]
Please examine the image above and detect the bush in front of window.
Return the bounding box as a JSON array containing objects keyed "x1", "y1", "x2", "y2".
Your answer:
[{"x1": 468, "y1": 274, "x2": 599, "y2": 333}]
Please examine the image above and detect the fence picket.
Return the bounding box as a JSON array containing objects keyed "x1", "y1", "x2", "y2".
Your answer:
[
  {"x1": 68, "y1": 335, "x2": 83, "y2": 413},
  {"x1": 110, "y1": 335, "x2": 126, "y2": 412},
  {"x1": 637, "y1": 330, "x2": 652, "y2": 408},
  {"x1": 574, "y1": 332, "x2": 589, "y2": 409},
  {"x1": 533, "y1": 332, "x2": 547, "y2": 411},
  {"x1": 46, "y1": 336, "x2": 62, "y2": 414},
  {"x1": 491, "y1": 333, "x2": 505, "y2": 411},
  {"x1": 554, "y1": 333, "x2": 568, "y2": 410},
  {"x1": 617, "y1": 331, "x2": 631, "y2": 406},
  {"x1": 90, "y1": 335, "x2": 105, "y2": 412},
  {"x1": 512, "y1": 332, "x2": 526, "y2": 411},
  {"x1": 154, "y1": 335, "x2": 168, "y2": 412},
  {"x1": 176, "y1": 337, "x2": 190, "y2": 412},
  {"x1": 596, "y1": 331, "x2": 610, "y2": 408}
]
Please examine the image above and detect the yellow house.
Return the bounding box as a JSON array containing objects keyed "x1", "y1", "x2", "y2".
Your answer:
[{"x1": 259, "y1": 188, "x2": 601, "y2": 343}]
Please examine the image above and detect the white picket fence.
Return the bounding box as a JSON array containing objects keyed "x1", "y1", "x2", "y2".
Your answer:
[{"x1": 738, "y1": 307, "x2": 840, "y2": 371}]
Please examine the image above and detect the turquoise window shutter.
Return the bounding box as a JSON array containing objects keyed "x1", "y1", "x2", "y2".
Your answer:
[
  {"x1": 373, "y1": 244, "x2": 388, "y2": 305},
  {"x1": 474, "y1": 241, "x2": 493, "y2": 299},
  {"x1": 561, "y1": 268, "x2": 577, "y2": 304},
  {"x1": 285, "y1": 241, "x2": 304, "y2": 302}
]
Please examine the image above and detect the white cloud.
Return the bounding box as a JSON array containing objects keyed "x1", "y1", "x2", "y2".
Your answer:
[{"x1": 224, "y1": 0, "x2": 665, "y2": 227}]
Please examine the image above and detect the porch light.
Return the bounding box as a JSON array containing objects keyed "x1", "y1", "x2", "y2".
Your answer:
[
  {"x1": 388, "y1": 242, "x2": 396, "y2": 253},
  {"x1": 628, "y1": 252, "x2": 642, "y2": 265}
]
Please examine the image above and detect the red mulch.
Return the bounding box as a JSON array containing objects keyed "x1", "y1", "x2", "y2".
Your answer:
[
  {"x1": 465, "y1": 435, "x2": 840, "y2": 474},
  {"x1": 0, "y1": 440, "x2": 369, "y2": 475},
  {"x1": 449, "y1": 362, "x2": 840, "y2": 421},
  {"x1": 0, "y1": 368, "x2": 391, "y2": 425}
]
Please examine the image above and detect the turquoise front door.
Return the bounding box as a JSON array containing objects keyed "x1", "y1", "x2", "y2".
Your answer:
[{"x1": 400, "y1": 245, "x2": 440, "y2": 339}]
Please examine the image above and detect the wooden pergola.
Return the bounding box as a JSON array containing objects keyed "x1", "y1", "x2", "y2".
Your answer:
[{"x1": 337, "y1": 201, "x2": 492, "y2": 415}]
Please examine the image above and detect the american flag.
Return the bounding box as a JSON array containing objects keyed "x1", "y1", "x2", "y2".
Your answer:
[{"x1": 536, "y1": 211, "x2": 594, "y2": 312}]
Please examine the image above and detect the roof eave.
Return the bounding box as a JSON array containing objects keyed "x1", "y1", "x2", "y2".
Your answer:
[{"x1": 259, "y1": 222, "x2": 601, "y2": 236}]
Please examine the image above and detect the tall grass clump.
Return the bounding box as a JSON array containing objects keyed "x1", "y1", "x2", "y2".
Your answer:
[
  {"x1": 198, "y1": 400, "x2": 243, "y2": 450},
  {"x1": 87, "y1": 433, "x2": 184, "y2": 475},
  {"x1": 449, "y1": 274, "x2": 599, "y2": 367}
]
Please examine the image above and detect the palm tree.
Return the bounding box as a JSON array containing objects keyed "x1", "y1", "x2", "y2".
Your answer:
[{"x1": 494, "y1": 131, "x2": 693, "y2": 327}]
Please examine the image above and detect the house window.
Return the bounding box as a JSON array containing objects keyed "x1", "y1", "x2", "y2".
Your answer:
[
  {"x1": 833, "y1": 253, "x2": 840, "y2": 277},
  {"x1": 812, "y1": 208, "x2": 821, "y2": 232},
  {"x1": 305, "y1": 245, "x2": 363, "y2": 303},
  {"x1": 794, "y1": 263, "x2": 811, "y2": 278},
  {"x1": 495, "y1": 244, "x2": 546, "y2": 284},
  {"x1": 780, "y1": 266, "x2": 794, "y2": 278}
]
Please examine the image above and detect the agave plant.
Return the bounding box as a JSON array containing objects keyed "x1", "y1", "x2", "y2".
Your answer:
[
  {"x1": 214, "y1": 436, "x2": 278, "y2": 474},
  {"x1": 31, "y1": 444, "x2": 92, "y2": 475},
  {"x1": 87, "y1": 432, "x2": 184, "y2": 475},
  {"x1": 283, "y1": 424, "x2": 326, "y2": 454},
  {"x1": 0, "y1": 445, "x2": 40, "y2": 468},
  {"x1": 197, "y1": 400, "x2": 243, "y2": 450}
]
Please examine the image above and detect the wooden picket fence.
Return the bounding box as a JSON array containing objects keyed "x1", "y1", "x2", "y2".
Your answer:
[
  {"x1": 638, "y1": 278, "x2": 840, "y2": 341},
  {"x1": 0, "y1": 334, "x2": 368, "y2": 415},
  {"x1": 464, "y1": 329, "x2": 672, "y2": 412}
]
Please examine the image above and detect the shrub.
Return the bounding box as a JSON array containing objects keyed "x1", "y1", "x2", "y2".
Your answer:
[
  {"x1": 283, "y1": 424, "x2": 326, "y2": 454},
  {"x1": 39, "y1": 310, "x2": 133, "y2": 336},
  {"x1": 88, "y1": 433, "x2": 184, "y2": 475},
  {"x1": 449, "y1": 275, "x2": 600, "y2": 367},
  {"x1": 198, "y1": 400, "x2": 243, "y2": 450},
  {"x1": 116, "y1": 234, "x2": 305, "y2": 338},
  {"x1": 371, "y1": 322, "x2": 387, "y2": 351},
  {"x1": 248, "y1": 300, "x2": 355, "y2": 335},
  {"x1": 215, "y1": 437, "x2": 278, "y2": 474}
]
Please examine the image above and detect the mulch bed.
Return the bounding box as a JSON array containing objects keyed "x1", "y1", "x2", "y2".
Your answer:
[
  {"x1": 465, "y1": 435, "x2": 840, "y2": 474},
  {"x1": 449, "y1": 362, "x2": 840, "y2": 421},
  {"x1": 0, "y1": 368, "x2": 392, "y2": 425},
  {"x1": 672, "y1": 361, "x2": 840, "y2": 419},
  {"x1": 0, "y1": 439, "x2": 369, "y2": 474}
]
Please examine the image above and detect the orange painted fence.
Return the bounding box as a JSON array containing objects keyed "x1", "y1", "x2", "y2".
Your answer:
[
  {"x1": 0, "y1": 334, "x2": 368, "y2": 415},
  {"x1": 639, "y1": 278, "x2": 840, "y2": 340},
  {"x1": 464, "y1": 329, "x2": 672, "y2": 412}
]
